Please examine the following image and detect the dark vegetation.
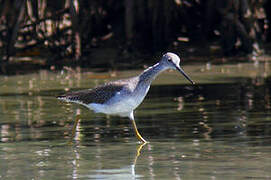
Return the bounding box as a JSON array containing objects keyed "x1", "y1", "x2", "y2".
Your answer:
[{"x1": 0, "y1": 0, "x2": 270, "y2": 73}]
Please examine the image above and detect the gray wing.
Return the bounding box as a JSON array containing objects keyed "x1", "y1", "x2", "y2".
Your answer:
[
  {"x1": 58, "y1": 77, "x2": 139, "y2": 105},
  {"x1": 57, "y1": 84, "x2": 125, "y2": 104}
]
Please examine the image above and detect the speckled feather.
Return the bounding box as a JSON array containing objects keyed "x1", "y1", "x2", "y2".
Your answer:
[{"x1": 58, "y1": 77, "x2": 140, "y2": 105}]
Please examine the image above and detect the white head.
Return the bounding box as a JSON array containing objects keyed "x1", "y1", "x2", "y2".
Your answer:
[
  {"x1": 161, "y1": 52, "x2": 181, "y2": 69},
  {"x1": 160, "y1": 52, "x2": 195, "y2": 84}
]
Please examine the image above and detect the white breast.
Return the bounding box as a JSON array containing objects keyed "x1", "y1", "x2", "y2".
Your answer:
[{"x1": 88, "y1": 85, "x2": 150, "y2": 117}]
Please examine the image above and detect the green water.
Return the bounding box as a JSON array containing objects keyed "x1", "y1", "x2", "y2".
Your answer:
[{"x1": 1, "y1": 62, "x2": 271, "y2": 179}]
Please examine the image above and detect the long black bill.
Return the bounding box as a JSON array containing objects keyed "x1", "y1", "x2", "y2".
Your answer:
[{"x1": 176, "y1": 66, "x2": 195, "y2": 84}]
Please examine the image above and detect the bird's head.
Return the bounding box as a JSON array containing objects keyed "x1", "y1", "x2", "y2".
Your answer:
[{"x1": 161, "y1": 52, "x2": 195, "y2": 84}]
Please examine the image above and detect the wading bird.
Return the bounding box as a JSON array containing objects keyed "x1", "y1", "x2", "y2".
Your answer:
[{"x1": 58, "y1": 52, "x2": 194, "y2": 143}]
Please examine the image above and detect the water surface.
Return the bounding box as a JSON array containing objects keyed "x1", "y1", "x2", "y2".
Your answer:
[{"x1": 0, "y1": 62, "x2": 271, "y2": 179}]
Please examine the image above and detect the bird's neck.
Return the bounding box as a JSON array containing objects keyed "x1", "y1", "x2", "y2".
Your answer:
[{"x1": 139, "y1": 62, "x2": 166, "y2": 85}]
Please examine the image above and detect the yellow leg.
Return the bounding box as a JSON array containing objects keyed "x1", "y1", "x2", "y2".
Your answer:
[
  {"x1": 68, "y1": 115, "x2": 81, "y2": 144},
  {"x1": 131, "y1": 118, "x2": 148, "y2": 143}
]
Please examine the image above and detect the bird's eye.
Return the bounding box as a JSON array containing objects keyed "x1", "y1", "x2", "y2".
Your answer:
[{"x1": 168, "y1": 59, "x2": 172, "y2": 62}]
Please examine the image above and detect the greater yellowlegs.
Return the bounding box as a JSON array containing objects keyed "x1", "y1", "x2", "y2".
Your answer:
[{"x1": 58, "y1": 52, "x2": 195, "y2": 143}]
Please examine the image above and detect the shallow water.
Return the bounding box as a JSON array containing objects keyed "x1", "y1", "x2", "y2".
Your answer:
[{"x1": 1, "y1": 62, "x2": 271, "y2": 179}]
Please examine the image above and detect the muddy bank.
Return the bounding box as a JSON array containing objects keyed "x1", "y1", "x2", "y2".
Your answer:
[{"x1": 1, "y1": 42, "x2": 271, "y2": 75}]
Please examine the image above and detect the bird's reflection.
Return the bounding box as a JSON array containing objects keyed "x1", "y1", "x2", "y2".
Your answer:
[
  {"x1": 70, "y1": 142, "x2": 147, "y2": 179},
  {"x1": 131, "y1": 142, "x2": 147, "y2": 177},
  {"x1": 68, "y1": 109, "x2": 82, "y2": 144}
]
